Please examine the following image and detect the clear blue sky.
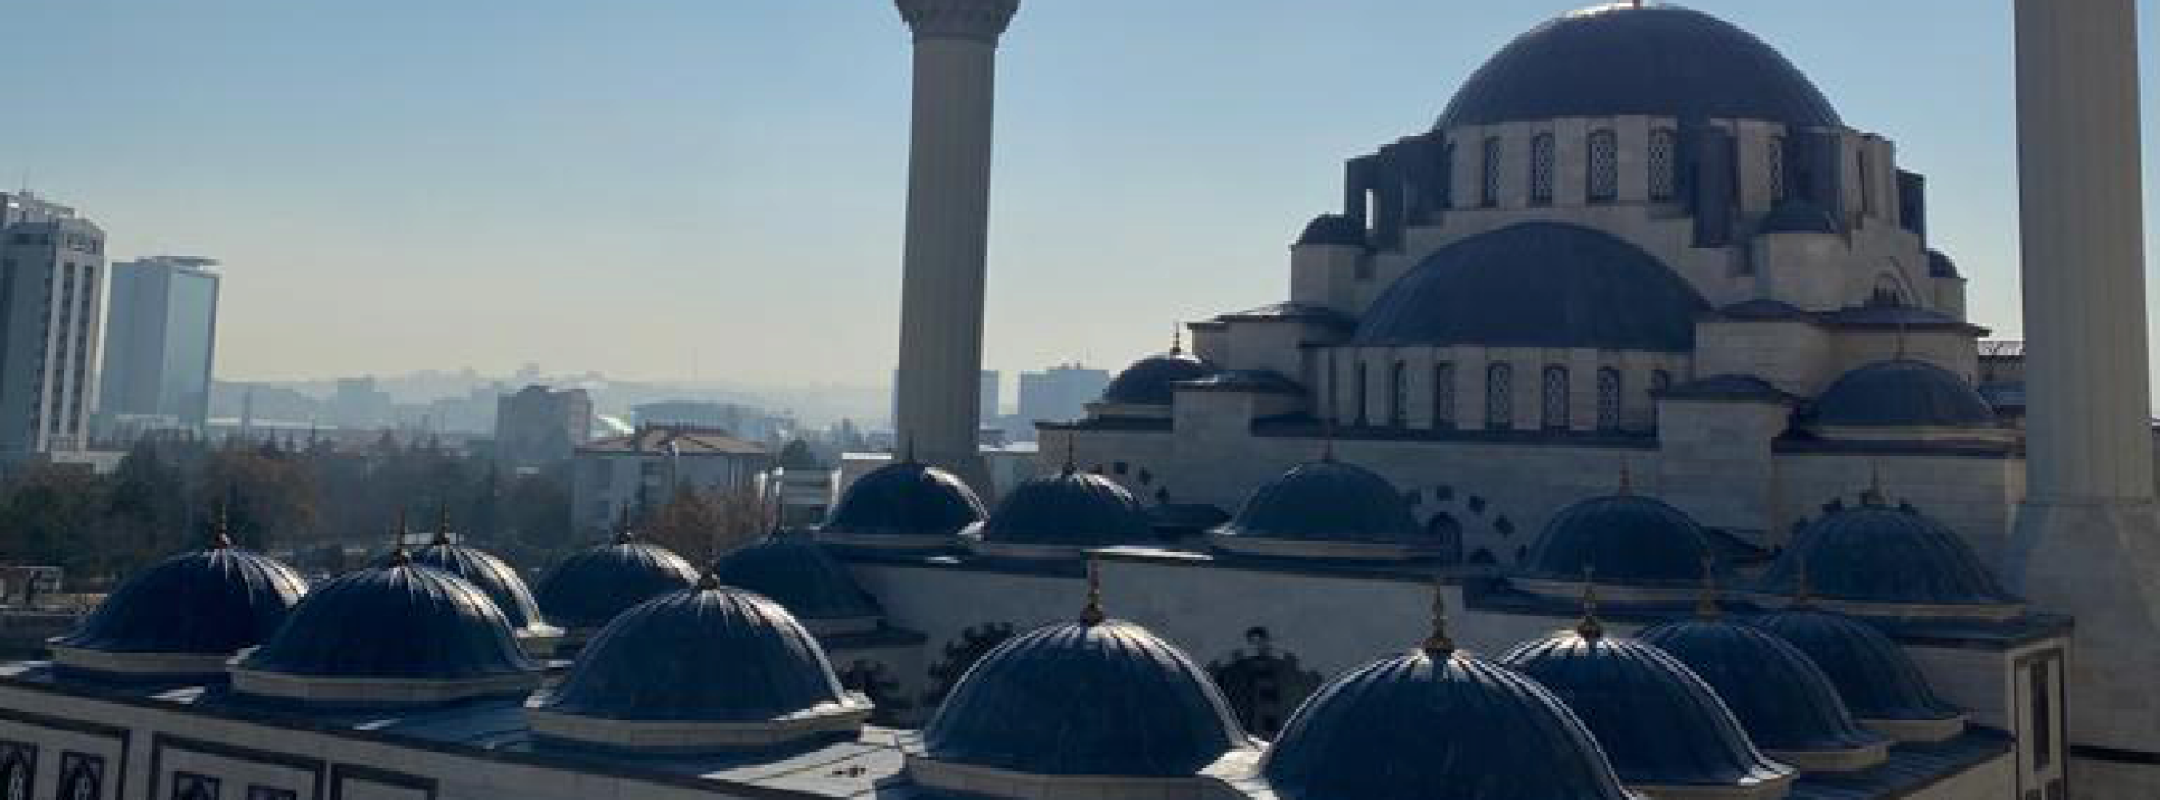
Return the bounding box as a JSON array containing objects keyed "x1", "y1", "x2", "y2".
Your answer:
[{"x1": 3, "y1": 1, "x2": 2157, "y2": 389}]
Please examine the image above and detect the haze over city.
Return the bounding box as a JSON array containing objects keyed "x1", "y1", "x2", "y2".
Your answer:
[{"x1": 5, "y1": 0, "x2": 2160, "y2": 393}]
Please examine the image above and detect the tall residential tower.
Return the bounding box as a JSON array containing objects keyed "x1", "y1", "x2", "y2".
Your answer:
[{"x1": 0, "y1": 192, "x2": 105, "y2": 459}]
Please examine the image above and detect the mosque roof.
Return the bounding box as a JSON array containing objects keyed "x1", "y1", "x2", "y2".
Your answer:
[
  {"x1": 382, "y1": 534, "x2": 548, "y2": 633},
  {"x1": 534, "y1": 533, "x2": 702, "y2": 631},
  {"x1": 1101, "y1": 351, "x2": 1217, "y2": 406},
  {"x1": 1758, "y1": 495, "x2": 2019, "y2": 608},
  {"x1": 1214, "y1": 459, "x2": 1425, "y2": 545},
  {"x1": 971, "y1": 468, "x2": 1154, "y2": 549},
  {"x1": 1437, "y1": 3, "x2": 1841, "y2": 130},
  {"x1": 1174, "y1": 369, "x2": 1305, "y2": 396},
  {"x1": 54, "y1": 539, "x2": 306, "y2": 659},
  {"x1": 237, "y1": 560, "x2": 536, "y2": 682},
  {"x1": 1519, "y1": 492, "x2": 1713, "y2": 584},
  {"x1": 1294, "y1": 214, "x2": 1366, "y2": 248},
  {"x1": 1352, "y1": 223, "x2": 1707, "y2": 352},
  {"x1": 820, "y1": 460, "x2": 986, "y2": 539},
  {"x1": 1809, "y1": 360, "x2": 1996, "y2": 429},
  {"x1": 1640, "y1": 619, "x2": 1886, "y2": 758},
  {"x1": 1747, "y1": 609, "x2": 1961, "y2": 723},
  {"x1": 710, "y1": 534, "x2": 882, "y2": 623},
  {"x1": 1213, "y1": 302, "x2": 1357, "y2": 328}
]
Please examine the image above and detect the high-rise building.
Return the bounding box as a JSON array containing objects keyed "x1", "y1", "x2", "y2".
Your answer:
[
  {"x1": 979, "y1": 369, "x2": 1000, "y2": 421},
  {"x1": 99, "y1": 256, "x2": 220, "y2": 435},
  {"x1": 1016, "y1": 363, "x2": 1109, "y2": 434},
  {"x1": 0, "y1": 192, "x2": 106, "y2": 458},
  {"x1": 494, "y1": 384, "x2": 592, "y2": 471}
]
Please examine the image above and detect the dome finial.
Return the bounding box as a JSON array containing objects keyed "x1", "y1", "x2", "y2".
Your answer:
[
  {"x1": 1169, "y1": 323, "x2": 1184, "y2": 356},
  {"x1": 696, "y1": 568, "x2": 722, "y2": 591},
  {"x1": 211, "y1": 503, "x2": 234, "y2": 550},
  {"x1": 614, "y1": 505, "x2": 636, "y2": 544},
  {"x1": 433, "y1": 499, "x2": 453, "y2": 546},
  {"x1": 1695, "y1": 551, "x2": 1722, "y2": 620},
  {"x1": 1421, "y1": 575, "x2": 1455, "y2": 657},
  {"x1": 1576, "y1": 566, "x2": 1605, "y2": 640},
  {"x1": 1080, "y1": 555, "x2": 1107, "y2": 626},
  {"x1": 388, "y1": 511, "x2": 413, "y2": 567}
]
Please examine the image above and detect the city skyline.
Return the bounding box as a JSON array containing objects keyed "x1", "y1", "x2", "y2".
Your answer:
[{"x1": 4, "y1": 1, "x2": 2160, "y2": 388}]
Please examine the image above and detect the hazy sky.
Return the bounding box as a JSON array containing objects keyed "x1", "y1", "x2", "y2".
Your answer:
[{"x1": 4, "y1": 1, "x2": 2159, "y2": 388}]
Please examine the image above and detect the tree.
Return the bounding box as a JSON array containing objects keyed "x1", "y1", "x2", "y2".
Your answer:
[
  {"x1": 199, "y1": 441, "x2": 318, "y2": 551},
  {"x1": 643, "y1": 484, "x2": 772, "y2": 565}
]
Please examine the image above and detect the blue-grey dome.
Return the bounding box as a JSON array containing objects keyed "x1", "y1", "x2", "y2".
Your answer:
[
  {"x1": 1263, "y1": 648, "x2": 1633, "y2": 800},
  {"x1": 379, "y1": 538, "x2": 547, "y2": 633},
  {"x1": 54, "y1": 541, "x2": 306, "y2": 659},
  {"x1": 1503, "y1": 630, "x2": 1793, "y2": 789},
  {"x1": 821, "y1": 460, "x2": 985, "y2": 539},
  {"x1": 1353, "y1": 223, "x2": 1707, "y2": 351},
  {"x1": 1746, "y1": 609, "x2": 1959, "y2": 722},
  {"x1": 1639, "y1": 619, "x2": 1886, "y2": 757},
  {"x1": 1810, "y1": 360, "x2": 1995, "y2": 429},
  {"x1": 711, "y1": 535, "x2": 881, "y2": 624},
  {"x1": 536, "y1": 579, "x2": 860, "y2": 723},
  {"x1": 1927, "y1": 250, "x2": 1961, "y2": 278},
  {"x1": 922, "y1": 619, "x2": 1248, "y2": 777},
  {"x1": 1101, "y1": 351, "x2": 1216, "y2": 406},
  {"x1": 1520, "y1": 493, "x2": 1712, "y2": 584},
  {"x1": 534, "y1": 533, "x2": 701, "y2": 631},
  {"x1": 238, "y1": 560, "x2": 536, "y2": 682},
  {"x1": 1295, "y1": 214, "x2": 1366, "y2": 247},
  {"x1": 1438, "y1": 4, "x2": 1841, "y2": 129},
  {"x1": 973, "y1": 468, "x2": 1153, "y2": 548},
  {"x1": 1215, "y1": 459, "x2": 1423, "y2": 544},
  {"x1": 1758, "y1": 497, "x2": 2019, "y2": 608},
  {"x1": 1760, "y1": 200, "x2": 1841, "y2": 234}
]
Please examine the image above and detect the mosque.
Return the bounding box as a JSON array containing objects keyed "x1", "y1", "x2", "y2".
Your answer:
[{"x1": 0, "y1": 1, "x2": 2149, "y2": 799}]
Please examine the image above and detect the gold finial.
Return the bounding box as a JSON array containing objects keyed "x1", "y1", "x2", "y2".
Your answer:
[
  {"x1": 1422, "y1": 575, "x2": 1455, "y2": 657},
  {"x1": 1576, "y1": 566, "x2": 1605, "y2": 640},
  {"x1": 613, "y1": 505, "x2": 637, "y2": 544},
  {"x1": 1080, "y1": 556, "x2": 1107, "y2": 626},
  {"x1": 433, "y1": 499, "x2": 453, "y2": 546},
  {"x1": 696, "y1": 569, "x2": 722, "y2": 591},
  {"x1": 1696, "y1": 551, "x2": 1721, "y2": 620},
  {"x1": 1860, "y1": 462, "x2": 1887, "y2": 507},
  {"x1": 211, "y1": 504, "x2": 233, "y2": 549}
]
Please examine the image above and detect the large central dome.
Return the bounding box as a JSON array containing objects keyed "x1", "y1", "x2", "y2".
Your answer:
[{"x1": 1438, "y1": 3, "x2": 1841, "y2": 130}]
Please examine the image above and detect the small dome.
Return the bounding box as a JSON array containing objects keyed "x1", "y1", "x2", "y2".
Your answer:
[
  {"x1": 1502, "y1": 629, "x2": 1794, "y2": 789},
  {"x1": 820, "y1": 460, "x2": 985, "y2": 540},
  {"x1": 1295, "y1": 214, "x2": 1366, "y2": 248},
  {"x1": 971, "y1": 468, "x2": 1153, "y2": 551},
  {"x1": 52, "y1": 540, "x2": 307, "y2": 677},
  {"x1": 1759, "y1": 496, "x2": 2019, "y2": 610},
  {"x1": 1927, "y1": 250, "x2": 1961, "y2": 278},
  {"x1": 529, "y1": 579, "x2": 869, "y2": 749},
  {"x1": 921, "y1": 619, "x2": 1248, "y2": 777},
  {"x1": 534, "y1": 533, "x2": 701, "y2": 631},
  {"x1": 1353, "y1": 223, "x2": 1707, "y2": 351},
  {"x1": 235, "y1": 560, "x2": 537, "y2": 700},
  {"x1": 1438, "y1": 4, "x2": 1840, "y2": 129},
  {"x1": 1760, "y1": 199, "x2": 1841, "y2": 234},
  {"x1": 1520, "y1": 493, "x2": 1711, "y2": 584},
  {"x1": 1747, "y1": 609, "x2": 1962, "y2": 727},
  {"x1": 1214, "y1": 460, "x2": 1423, "y2": 545},
  {"x1": 1101, "y1": 351, "x2": 1216, "y2": 406},
  {"x1": 380, "y1": 537, "x2": 548, "y2": 634},
  {"x1": 711, "y1": 534, "x2": 883, "y2": 631},
  {"x1": 1811, "y1": 360, "x2": 1995, "y2": 429},
  {"x1": 1640, "y1": 619, "x2": 1887, "y2": 766},
  {"x1": 1263, "y1": 648, "x2": 1633, "y2": 800}
]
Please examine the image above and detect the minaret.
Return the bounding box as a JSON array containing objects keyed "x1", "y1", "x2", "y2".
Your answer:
[
  {"x1": 891, "y1": 0, "x2": 1019, "y2": 492},
  {"x1": 2007, "y1": 0, "x2": 2160, "y2": 780}
]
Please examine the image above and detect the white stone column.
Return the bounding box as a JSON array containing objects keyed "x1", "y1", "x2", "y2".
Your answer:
[
  {"x1": 892, "y1": 0, "x2": 1018, "y2": 492},
  {"x1": 2007, "y1": 0, "x2": 2160, "y2": 787}
]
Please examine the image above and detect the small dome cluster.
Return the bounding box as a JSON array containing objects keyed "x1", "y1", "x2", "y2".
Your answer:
[
  {"x1": 1809, "y1": 359, "x2": 1997, "y2": 432},
  {"x1": 535, "y1": 529, "x2": 701, "y2": 638},
  {"x1": 966, "y1": 466, "x2": 1153, "y2": 558},
  {"x1": 51, "y1": 532, "x2": 307, "y2": 682},
  {"x1": 1519, "y1": 487, "x2": 1712, "y2": 589},
  {"x1": 1211, "y1": 457, "x2": 1440, "y2": 561},
  {"x1": 387, "y1": 526, "x2": 557, "y2": 644},
  {"x1": 711, "y1": 533, "x2": 884, "y2": 634},
  {"x1": 1758, "y1": 489, "x2": 2021, "y2": 615},
  {"x1": 816, "y1": 458, "x2": 986, "y2": 550},
  {"x1": 1101, "y1": 348, "x2": 1216, "y2": 407}
]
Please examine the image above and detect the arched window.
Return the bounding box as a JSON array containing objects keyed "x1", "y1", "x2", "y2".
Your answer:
[
  {"x1": 1648, "y1": 128, "x2": 1678, "y2": 202},
  {"x1": 0, "y1": 745, "x2": 32, "y2": 800},
  {"x1": 59, "y1": 755, "x2": 100, "y2": 800},
  {"x1": 1870, "y1": 273, "x2": 1908, "y2": 307},
  {"x1": 1587, "y1": 129, "x2": 1619, "y2": 203},
  {"x1": 1596, "y1": 368, "x2": 1624, "y2": 432},
  {"x1": 173, "y1": 772, "x2": 218, "y2": 800},
  {"x1": 1433, "y1": 363, "x2": 1457, "y2": 430},
  {"x1": 1529, "y1": 133, "x2": 1556, "y2": 206},
  {"x1": 1767, "y1": 135, "x2": 1788, "y2": 202},
  {"x1": 1486, "y1": 363, "x2": 1514, "y2": 430},
  {"x1": 1541, "y1": 366, "x2": 1570, "y2": 430},
  {"x1": 1389, "y1": 361, "x2": 1408, "y2": 427},
  {"x1": 1480, "y1": 137, "x2": 1503, "y2": 207},
  {"x1": 1354, "y1": 361, "x2": 1369, "y2": 426}
]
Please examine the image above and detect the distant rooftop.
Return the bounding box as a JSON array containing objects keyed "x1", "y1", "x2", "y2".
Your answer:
[{"x1": 580, "y1": 425, "x2": 769, "y2": 456}]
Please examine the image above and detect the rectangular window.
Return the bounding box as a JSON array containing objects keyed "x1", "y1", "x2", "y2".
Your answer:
[
  {"x1": 248, "y1": 787, "x2": 298, "y2": 800},
  {"x1": 173, "y1": 771, "x2": 221, "y2": 800},
  {"x1": 2031, "y1": 658, "x2": 2053, "y2": 772},
  {"x1": 1480, "y1": 137, "x2": 1503, "y2": 207}
]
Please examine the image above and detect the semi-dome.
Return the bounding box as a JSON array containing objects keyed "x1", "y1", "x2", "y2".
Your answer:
[
  {"x1": 527, "y1": 576, "x2": 871, "y2": 752},
  {"x1": 1927, "y1": 250, "x2": 1962, "y2": 278},
  {"x1": 1295, "y1": 213, "x2": 1366, "y2": 248},
  {"x1": 1519, "y1": 491, "x2": 1712, "y2": 585},
  {"x1": 1438, "y1": 3, "x2": 1841, "y2": 130},
  {"x1": 1353, "y1": 223, "x2": 1707, "y2": 351},
  {"x1": 711, "y1": 533, "x2": 883, "y2": 634},
  {"x1": 1211, "y1": 459, "x2": 1437, "y2": 560},
  {"x1": 1758, "y1": 493, "x2": 2021, "y2": 613},
  {"x1": 51, "y1": 536, "x2": 307, "y2": 680},
  {"x1": 1502, "y1": 622, "x2": 1794, "y2": 791},
  {"x1": 380, "y1": 533, "x2": 552, "y2": 636},
  {"x1": 534, "y1": 531, "x2": 701, "y2": 633},
  {"x1": 1101, "y1": 349, "x2": 1216, "y2": 406},
  {"x1": 233, "y1": 556, "x2": 540, "y2": 706},
  {"x1": 967, "y1": 467, "x2": 1153, "y2": 556},
  {"x1": 1264, "y1": 623, "x2": 1634, "y2": 800},
  {"x1": 1810, "y1": 359, "x2": 1996, "y2": 429},
  {"x1": 916, "y1": 618, "x2": 1249, "y2": 783},
  {"x1": 1747, "y1": 608, "x2": 1965, "y2": 741},
  {"x1": 817, "y1": 459, "x2": 985, "y2": 547},
  {"x1": 1640, "y1": 618, "x2": 1889, "y2": 771}
]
